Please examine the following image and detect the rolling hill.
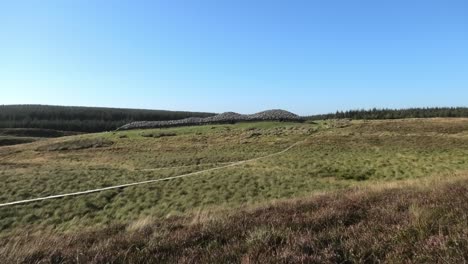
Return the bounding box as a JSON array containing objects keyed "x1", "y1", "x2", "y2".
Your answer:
[
  {"x1": 0, "y1": 104, "x2": 215, "y2": 132},
  {"x1": 1, "y1": 118, "x2": 467, "y2": 262}
]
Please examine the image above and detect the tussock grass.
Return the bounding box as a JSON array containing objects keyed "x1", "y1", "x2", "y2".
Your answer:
[
  {"x1": 1, "y1": 173, "x2": 466, "y2": 263},
  {"x1": 36, "y1": 138, "x2": 114, "y2": 151},
  {"x1": 0, "y1": 118, "x2": 467, "y2": 242}
]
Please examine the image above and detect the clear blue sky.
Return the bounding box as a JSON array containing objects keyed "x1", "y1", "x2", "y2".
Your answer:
[{"x1": 1, "y1": 0, "x2": 467, "y2": 115}]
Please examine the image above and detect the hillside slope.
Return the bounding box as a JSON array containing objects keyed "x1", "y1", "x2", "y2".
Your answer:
[
  {"x1": 0, "y1": 105, "x2": 215, "y2": 132},
  {"x1": 0, "y1": 118, "x2": 468, "y2": 262},
  {"x1": 1, "y1": 175, "x2": 467, "y2": 263}
]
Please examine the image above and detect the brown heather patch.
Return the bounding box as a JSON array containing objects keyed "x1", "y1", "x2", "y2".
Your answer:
[
  {"x1": 1, "y1": 175, "x2": 467, "y2": 263},
  {"x1": 352, "y1": 118, "x2": 468, "y2": 135}
]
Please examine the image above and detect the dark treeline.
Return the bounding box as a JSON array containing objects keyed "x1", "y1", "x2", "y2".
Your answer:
[
  {"x1": 0, "y1": 105, "x2": 215, "y2": 132},
  {"x1": 306, "y1": 107, "x2": 468, "y2": 120}
]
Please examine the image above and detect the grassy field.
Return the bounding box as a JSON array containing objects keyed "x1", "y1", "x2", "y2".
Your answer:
[
  {"x1": 0, "y1": 118, "x2": 468, "y2": 262},
  {"x1": 0, "y1": 128, "x2": 81, "y2": 147},
  {"x1": 2, "y1": 174, "x2": 466, "y2": 263}
]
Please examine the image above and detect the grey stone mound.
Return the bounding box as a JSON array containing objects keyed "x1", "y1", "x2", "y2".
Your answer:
[
  {"x1": 247, "y1": 109, "x2": 301, "y2": 121},
  {"x1": 204, "y1": 112, "x2": 245, "y2": 123},
  {"x1": 117, "y1": 109, "x2": 304, "y2": 130}
]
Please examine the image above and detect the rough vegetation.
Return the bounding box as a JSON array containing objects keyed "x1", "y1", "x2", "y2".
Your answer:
[
  {"x1": 0, "y1": 104, "x2": 214, "y2": 132},
  {"x1": 118, "y1": 109, "x2": 304, "y2": 130},
  {"x1": 0, "y1": 118, "x2": 468, "y2": 262},
  {"x1": 36, "y1": 138, "x2": 114, "y2": 151},
  {"x1": 0, "y1": 128, "x2": 82, "y2": 146},
  {"x1": 1, "y1": 175, "x2": 467, "y2": 263},
  {"x1": 0, "y1": 128, "x2": 80, "y2": 138},
  {"x1": 140, "y1": 132, "x2": 177, "y2": 138}
]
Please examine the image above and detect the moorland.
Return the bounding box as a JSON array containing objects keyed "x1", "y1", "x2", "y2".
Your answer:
[{"x1": 0, "y1": 117, "x2": 467, "y2": 262}]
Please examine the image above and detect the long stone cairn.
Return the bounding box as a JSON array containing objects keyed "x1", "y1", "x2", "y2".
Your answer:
[{"x1": 117, "y1": 110, "x2": 304, "y2": 130}]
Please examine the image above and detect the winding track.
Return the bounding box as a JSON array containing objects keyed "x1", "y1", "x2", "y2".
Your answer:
[{"x1": 0, "y1": 139, "x2": 306, "y2": 208}]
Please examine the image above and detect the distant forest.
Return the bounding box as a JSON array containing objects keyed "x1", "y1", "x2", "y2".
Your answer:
[
  {"x1": 2, "y1": 105, "x2": 467, "y2": 132},
  {"x1": 0, "y1": 105, "x2": 215, "y2": 132},
  {"x1": 306, "y1": 107, "x2": 468, "y2": 120}
]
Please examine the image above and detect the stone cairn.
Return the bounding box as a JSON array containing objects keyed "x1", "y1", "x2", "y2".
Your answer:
[{"x1": 117, "y1": 109, "x2": 304, "y2": 130}]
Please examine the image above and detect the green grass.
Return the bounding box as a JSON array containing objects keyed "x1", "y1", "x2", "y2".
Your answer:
[
  {"x1": 2, "y1": 174, "x2": 467, "y2": 263},
  {"x1": 1, "y1": 119, "x2": 468, "y2": 235}
]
